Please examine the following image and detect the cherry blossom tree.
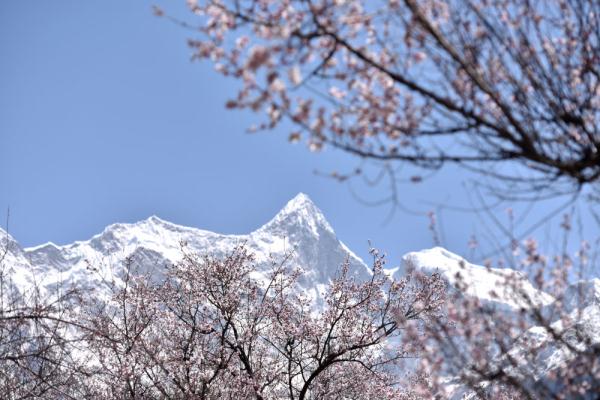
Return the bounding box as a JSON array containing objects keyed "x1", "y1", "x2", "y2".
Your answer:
[
  {"x1": 82, "y1": 245, "x2": 446, "y2": 399},
  {"x1": 161, "y1": 0, "x2": 600, "y2": 196}
]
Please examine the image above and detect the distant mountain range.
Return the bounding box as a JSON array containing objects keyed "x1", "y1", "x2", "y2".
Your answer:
[{"x1": 1, "y1": 193, "x2": 598, "y2": 398}]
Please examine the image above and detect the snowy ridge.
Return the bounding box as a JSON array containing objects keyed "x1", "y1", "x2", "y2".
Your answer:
[
  {"x1": 402, "y1": 247, "x2": 555, "y2": 311},
  {"x1": 16, "y1": 193, "x2": 369, "y2": 298}
]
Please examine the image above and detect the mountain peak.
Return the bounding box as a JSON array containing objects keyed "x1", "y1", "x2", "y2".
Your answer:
[
  {"x1": 146, "y1": 215, "x2": 165, "y2": 224},
  {"x1": 261, "y1": 193, "x2": 334, "y2": 236},
  {"x1": 282, "y1": 192, "x2": 315, "y2": 212},
  {"x1": 140, "y1": 215, "x2": 179, "y2": 230}
]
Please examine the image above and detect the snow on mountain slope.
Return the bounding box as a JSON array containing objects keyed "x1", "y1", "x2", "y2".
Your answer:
[
  {"x1": 0, "y1": 230, "x2": 37, "y2": 294},
  {"x1": 508, "y1": 289, "x2": 600, "y2": 379},
  {"x1": 20, "y1": 193, "x2": 369, "y2": 298},
  {"x1": 402, "y1": 247, "x2": 555, "y2": 311},
  {"x1": 558, "y1": 278, "x2": 600, "y2": 314}
]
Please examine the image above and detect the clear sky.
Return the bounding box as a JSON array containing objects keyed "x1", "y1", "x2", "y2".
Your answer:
[{"x1": 1, "y1": 1, "x2": 592, "y2": 267}]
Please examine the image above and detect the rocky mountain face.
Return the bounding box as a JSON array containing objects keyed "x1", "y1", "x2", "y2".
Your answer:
[{"x1": 1, "y1": 193, "x2": 598, "y2": 397}]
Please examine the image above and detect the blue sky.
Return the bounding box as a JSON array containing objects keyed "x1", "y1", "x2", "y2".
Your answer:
[{"x1": 1, "y1": 1, "x2": 592, "y2": 267}]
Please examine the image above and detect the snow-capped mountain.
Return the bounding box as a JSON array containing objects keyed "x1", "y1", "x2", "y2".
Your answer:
[{"x1": 2, "y1": 193, "x2": 369, "y2": 300}]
